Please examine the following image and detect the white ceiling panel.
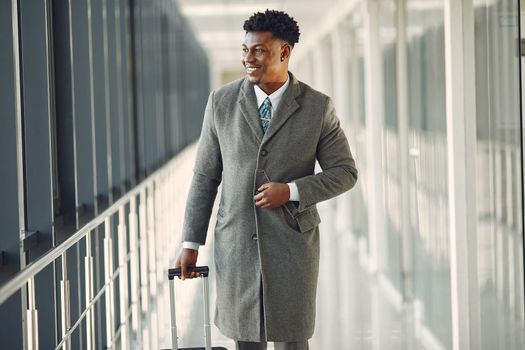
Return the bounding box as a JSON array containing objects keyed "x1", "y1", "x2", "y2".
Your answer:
[{"x1": 176, "y1": 0, "x2": 343, "y2": 75}]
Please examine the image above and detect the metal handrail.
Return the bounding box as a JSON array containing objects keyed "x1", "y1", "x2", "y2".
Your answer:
[{"x1": 0, "y1": 155, "x2": 174, "y2": 305}]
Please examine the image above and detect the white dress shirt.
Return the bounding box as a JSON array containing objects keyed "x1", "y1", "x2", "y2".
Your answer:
[
  {"x1": 253, "y1": 76, "x2": 289, "y2": 116},
  {"x1": 183, "y1": 77, "x2": 300, "y2": 251}
]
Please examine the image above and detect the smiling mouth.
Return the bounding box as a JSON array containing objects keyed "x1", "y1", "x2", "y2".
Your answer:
[{"x1": 246, "y1": 67, "x2": 260, "y2": 74}]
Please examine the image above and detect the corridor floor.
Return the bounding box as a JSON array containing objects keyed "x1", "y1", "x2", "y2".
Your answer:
[{"x1": 158, "y1": 234, "x2": 427, "y2": 350}]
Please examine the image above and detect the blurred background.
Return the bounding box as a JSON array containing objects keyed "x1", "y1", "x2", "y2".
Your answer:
[{"x1": 0, "y1": 0, "x2": 524, "y2": 349}]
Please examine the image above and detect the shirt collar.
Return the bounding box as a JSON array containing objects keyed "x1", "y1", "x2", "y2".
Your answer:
[{"x1": 253, "y1": 74, "x2": 290, "y2": 110}]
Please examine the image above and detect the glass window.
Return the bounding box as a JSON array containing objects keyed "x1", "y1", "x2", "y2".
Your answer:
[
  {"x1": 406, "y1": 0, "x2": 452, "y2": 347},
  {"x1": 379, "y1": 0, "x2": 402, "y2": 291},
  {"x1": 342, "y1": 12, "x2": 370, "y2": 252},
  {"x1": 474, "y1": 1, "x2": 524, "y2": 348}
]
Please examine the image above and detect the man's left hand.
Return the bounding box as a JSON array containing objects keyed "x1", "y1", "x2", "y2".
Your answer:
[{"x1": 254, "y1": 182, "x2": 290, "y2": 209}]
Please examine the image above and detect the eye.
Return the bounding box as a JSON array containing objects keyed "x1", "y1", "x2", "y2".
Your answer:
[
  {"x1": 242, "y1": 47, "x2": 248, "y2": 53},
  {"x1": 255, "y1": 48, "x2": 263, "y2": 54}
]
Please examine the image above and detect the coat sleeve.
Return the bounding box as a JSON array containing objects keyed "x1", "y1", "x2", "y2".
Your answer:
[
  {"x1": 293, "y1": 97, "x2": 358, "y2": 212},
  {"x1": 181, "y1": 91, "x2": 223, "y2": 245}
]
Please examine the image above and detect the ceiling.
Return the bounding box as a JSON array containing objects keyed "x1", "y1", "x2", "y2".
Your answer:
[{"x1": 175, "y1": 0, "x2": 343, "y2": 82}]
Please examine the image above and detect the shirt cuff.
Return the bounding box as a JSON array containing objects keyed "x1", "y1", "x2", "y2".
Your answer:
[
  {"x1": 182, "y1": 241, "x2": 200, "y2": 250},
  {"x1": 287, "y1": 182, "x2": 300, "y2": 201}
]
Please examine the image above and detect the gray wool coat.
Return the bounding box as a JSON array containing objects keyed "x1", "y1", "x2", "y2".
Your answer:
[{"x1": 181, "y1": 72, "x2": 358, "y2": 342}]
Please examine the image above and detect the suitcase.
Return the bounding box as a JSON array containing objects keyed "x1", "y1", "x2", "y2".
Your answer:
[{"x1": 165, "y1": 266, "x2": 228, "y2": 350}]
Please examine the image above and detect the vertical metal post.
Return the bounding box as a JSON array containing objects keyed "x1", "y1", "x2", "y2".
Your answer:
[
  {"x1": 85, "y1": 0, "x2": 102, "y2": 345},
  {"x1": 168, "y1": 279, "x2": 178, "y2": 350},
  {"x1": 11, "y1": 0, "x2": 29, "y2": 347},
  {"x1": 202, "y1": 277, "x2": 212, "y2": 350},
  {"x1": 362, "y1": 0, "x2": 386, "y2": 274},
  {"x1": 114, "y1": 0, "x2": 126, "y2": 192},
  {"x1": 147, "y1": 184, "x2": 158, "y2": 350},
  {"x1": 117, "y1": 205, "x2": 129, "y2": 349},
  {"x1": 395, "y1": 2, "x2": 417, "y2": 347},
  {"x1": 168, "y1": 171, "x2": 175, "y2": 267},
  {"x1": 26, "y1": 277, "x2": 39, "y2": 350},
  {"x1": 60, "y1": 253, "x2": 71, "y2": 350},
  {"x1": 138, "y1": 188, "x2": 150, "y2": 347},
  {"x1": 516, "y1": 145, "x2": 525, "y2": 323},
  {"x1": 516, "y1": 1, "x2": 525, "y2": 326},
  {"x1": 104, "y1": 217, "x2": 115, "y2": 349},
  {"x1": 11, "y1": 0, "x2": 23, "y2": 241},
  {"x1": 102, "y1": 0, "x2": 113, "y2": 203},
  {"x1": 85, "y1": 232, "x2": 95, "y2": 350},
  {"x1": 396, "y1": 0, "x2": 413, "y2": 303},
  {"x1": 157, "y1": 177, "x2": 165, "y2": 291},
  {"x1": 129, "y1": 195, "x2": 141, "y2": 346},
  {"x1": 443, "y1": 0, "x2": 480, "y2": 348}
]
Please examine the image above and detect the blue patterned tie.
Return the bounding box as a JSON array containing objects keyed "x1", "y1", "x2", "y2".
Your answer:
[{"x1": 259, "y1": 97, "x2": 272, "y2": 133}]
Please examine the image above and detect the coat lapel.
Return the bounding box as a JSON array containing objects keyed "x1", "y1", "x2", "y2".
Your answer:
[
  {"x1": 262, "y1": 73, "x2": 301, "y2": 144},
  {"x1": 237, "y1": 72, "x2": 302, "y2": 145},
  {"x1": 238, "y1": 78, "x2": 264, "y2": 143}
]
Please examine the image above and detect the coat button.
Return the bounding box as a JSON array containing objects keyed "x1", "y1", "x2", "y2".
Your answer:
[
  {"x1": 252, "y1": 234, "x2": 258, "y2": 241},
  {"x1": 261, "y1": 149, "x2": 268, "y2": 156}
]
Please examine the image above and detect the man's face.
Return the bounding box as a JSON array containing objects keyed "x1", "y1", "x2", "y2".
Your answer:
[{"x1": 242, "y1": 31, "x2": 289, "y2": 86}]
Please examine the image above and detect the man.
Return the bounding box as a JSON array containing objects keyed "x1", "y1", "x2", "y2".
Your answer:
[{"x1": 176, "y1": 9, "x2": 358, "y2": 350}]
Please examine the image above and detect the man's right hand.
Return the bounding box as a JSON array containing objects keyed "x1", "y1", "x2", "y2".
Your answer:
[{"x1": 175, "y1": 248, "x2": 199, "y2": 280}]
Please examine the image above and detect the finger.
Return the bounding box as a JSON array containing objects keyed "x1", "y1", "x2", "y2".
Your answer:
[
  {"x1": 257, "y1": 199, "x2": 270, "y2": 208},
  {"x1": 175, "y1": 259, "x2": 182, "y2": 279},
  {"x1": 258, "y1": 183, "x2": 270, "y2": 192},
  {"x1": 181, "y1": 261, "x2": 187, "y2": 281},
  {"x1": 188, "y1": 266, "x2": 195, "y2": 279},
  {"x1": 254, "y1": 193, "x2": 263, "y2": 201}
]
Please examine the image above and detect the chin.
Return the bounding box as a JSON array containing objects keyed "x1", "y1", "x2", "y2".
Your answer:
[{"x1": 247, "y1": 75, "x2": 261, "y2": 84}]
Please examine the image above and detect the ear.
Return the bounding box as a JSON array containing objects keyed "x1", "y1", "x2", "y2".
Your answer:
[{"x1": 280, "y1": 43, "x2": 292, "y2": 61}]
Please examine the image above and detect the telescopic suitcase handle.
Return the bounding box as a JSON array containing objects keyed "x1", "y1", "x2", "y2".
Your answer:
[
  {"x1": 168, "y1": 266, "x2": 216, "y2": 350},
  {"x1": 168, "y1": 266, "x2": 210, "y2": 279}
]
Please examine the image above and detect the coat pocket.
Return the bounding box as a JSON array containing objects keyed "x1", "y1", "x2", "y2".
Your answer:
[
  {"x1": 282, "y1": 207, "x2": 300, "y2": 232},
  {"x1": 295, "y1": 208, "x2": 321, "y2": 233},
  {"x1": 282, "y1": 206, "x2": 321, "y2": 233}
]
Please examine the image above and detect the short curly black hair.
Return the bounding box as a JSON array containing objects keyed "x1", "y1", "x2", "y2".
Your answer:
[{"x1": 243, "y1": 9, "x2": 300, "y2": 46}]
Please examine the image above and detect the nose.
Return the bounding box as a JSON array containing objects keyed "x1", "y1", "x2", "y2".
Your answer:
[{"x1": 243, "y1": 50, "x2": 255, "y2": 64}]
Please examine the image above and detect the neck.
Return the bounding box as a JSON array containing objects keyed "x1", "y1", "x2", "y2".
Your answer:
[
  {"x1": 256, "y1": 71, "x2": 288, "y2": 95},
  {"x1": 257, "y1": 81, "x2": 285, "y2": 95}
]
